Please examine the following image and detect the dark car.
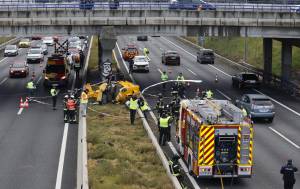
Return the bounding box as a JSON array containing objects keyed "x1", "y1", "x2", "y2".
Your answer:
[
  {"x1": 31, "y1": 36, "x2": 42, "y2": 40},
  {"x1": 162, "y1": 51, "x2": 180, "y2": 65},
  {"x1": 137, "y1": 36, "x2": 148, "y2": 41},
  {"x1": 109, "y1": 0, "x2": 119, "y2": 9},
  {"x1": 9, "y1": 62, "x2": 29, "y2": 78},
  {"x1": 236, "y1": 94, "x2": 275, "y2": 123},
  {"x1": 79, "y1": 0, "x2": 94, "y2": 10},
  {"x1": 232, "y1": 72, "x2": 260, "y2": 89},
  {"x1": 169, "y1": 0, "x2": 216, "y2": 10},
  {"x1": 197, "y1": 49, "x2": 214, "y2": 64}
]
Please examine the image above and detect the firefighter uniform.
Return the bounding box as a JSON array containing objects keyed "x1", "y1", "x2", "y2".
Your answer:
[
  {"x1": 161, "y1": 71, "x2": 168, "y2": 91},
  {"x1": 281, "y1": 160, "x2": 298, "y2": 189},
  {"x1": 129, "y1": 96, "x2": 138, "y2": 125},
  {"x1": 66, "y1": 98, "x2": 76, "y2": 122},
  {"x1": 158, "y1": 115, "x2": 171, "y2": 146}
]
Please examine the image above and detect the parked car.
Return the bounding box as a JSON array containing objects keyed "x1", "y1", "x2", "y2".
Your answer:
[
  {"x1": 197, "y1": 48, "x2": 214, "y2": 64},
  {"x1": 18, "y1": 39, "x2": 31, "y2": 48},
  {"x1": 232, "y1": 72, "x2": 260, "y2": 89},
  {"x1": 162, "y1": 51, "x2": 180, "y2": 65},
  {"x1": 133, "y1": 56, "x2": 150, "y2": 72},
  {"x1": 42, "y1": 36, "x2": 54, "y2": 46},
  {"x1": 26, "y1": 48, "x2": 44, "y2": 64},
  {"x1": 4, "y1": 45, "x2": 18, "y2": 57},
  {"x1": 9, "y1": 61, "x2": 29, "y2": 78},
  {"x1": 137, "y1": 36, "x2": 148, "y2": 41},
  {"x1": 235, "y1": 94, "x2": 275, "y2": 123},
  {"x1": 34, "y1": 43, "x2": 48, "y2": 55}
]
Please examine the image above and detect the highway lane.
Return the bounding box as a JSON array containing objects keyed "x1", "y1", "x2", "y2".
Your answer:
[
  {"x1": 0, "y1": 38, "x2": 78, "y2": 189},
  {"x1": 116, "y1": 35, "x2": 300, "y2": 189}
]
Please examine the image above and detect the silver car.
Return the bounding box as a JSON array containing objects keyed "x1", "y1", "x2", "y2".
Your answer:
[
  {"x1": 4, "y1": 45, "x2": 18, "y2": 57},
  {"x1": 236, "y1": 94, "x2": 275, "y2": 123}
]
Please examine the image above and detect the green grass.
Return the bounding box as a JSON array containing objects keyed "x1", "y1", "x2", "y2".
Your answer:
[
  {"x1": 87, "y1": 104, "x2": 173, "y2": 189},
  {"x1": 88, "y1": 35, "x2": 99, "y2": 72},
  {"x1": 184, "y1": 37, "x2": 300, "y2": 77},
  {"x1": 0, "y1": 37, "x2": 14, "y2": 44}
]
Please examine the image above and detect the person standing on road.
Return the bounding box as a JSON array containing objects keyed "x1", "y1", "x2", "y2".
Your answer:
[
  {"x1": 158, "y1": 113, "x2": 171, "y2": 146},
  {"x1": 129, "y1": 95, "x2": 139, "y2": 125},
  {"x1": 80, "y1": 89, "x2": 89, "y2": 117},
  {"x1": 139, "y1": 97, "x2": 150, "y2": 120},
  {"x1": 50, "y1": 86, "x2": 58, "y2": 110},
  {"x1": 206, "y1": 89, "x2": 213, "y2": 99},
  {"x1": 128, "y1": 59, "x2": 134, "y2": 74},
  {"x1": 161, "y1": 71, "x2": 168, "y2": 91},
  {"x1": 281, "y1": 159, "x2": 298, "y2": 189},
  {"x1": 26, "y1": 79, "x2": 36, "y2": 97}
]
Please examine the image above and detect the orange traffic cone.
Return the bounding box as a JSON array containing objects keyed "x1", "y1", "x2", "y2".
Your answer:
[
  {"x1": 24, "y1": 97, "x2": 29, "y2": 108},
  {"x1": 19, "y1": 97, "x2": 24, "y2": 108}
]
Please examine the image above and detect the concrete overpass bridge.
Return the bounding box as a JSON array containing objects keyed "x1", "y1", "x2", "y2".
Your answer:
[{"x1": 0, "y1": 8, "x2": 298, "y2": 89}]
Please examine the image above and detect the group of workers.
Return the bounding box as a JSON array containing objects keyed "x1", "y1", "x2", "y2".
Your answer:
[{"x1": 128, "y1": 94, "x2": 150, "y2": 125}]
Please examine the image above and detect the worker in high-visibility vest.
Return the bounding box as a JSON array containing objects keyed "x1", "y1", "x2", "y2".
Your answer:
[
  {"x1": 206, "y1": 90, "x2": 213, "y2": 99},
  {"x1": 143, "y1": 47, "x2": 149, "y2": 57},
  {"x1": 26, "y1": 79, "x2": 36, "y2": 97},
  {"x1": 50, "y1": 86, "x2": 58, "y2": 110},
  {"x1": 80, "y1": 89, "x2": 89, "y2": 117},
  {"x1": 139, "y1": 97, "x2": 150, "y2": 120},
  {"x1": 129, "y1": 95, "x2": 138, "y2": 125},
  {"x1": 158, "y1": 113, "x2": 171, "y2": 146},
  {"x1": 161, "y1": 71, "x2": 168, "y2": 91},
  {"x1": 242, "y1": 107, "x2": 248, "y2": 117}
]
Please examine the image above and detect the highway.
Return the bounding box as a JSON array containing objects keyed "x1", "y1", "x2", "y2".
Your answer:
[
  {"x1": 114, "y1": 35, "x2": 300, "y2": 189},
  {"x1": 0, "y1": 38, "x2": 80, "y2": 188}
]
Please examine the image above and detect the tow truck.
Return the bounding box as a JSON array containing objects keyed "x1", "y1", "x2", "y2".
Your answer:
[{"x1": 177, "y1": 99, "x2": 253, "y2": 178}]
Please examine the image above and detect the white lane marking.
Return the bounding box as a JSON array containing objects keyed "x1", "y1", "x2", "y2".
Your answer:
[
  {"x1": 157, "y1": 68, "x2": 162, "y2": 74},
  {"x1": 0, "y1": 77, "x2": 8, "y2": 85},
  {"x1": 17, "y1": 108, "x2": 24, "y2": 115},
  {"x1": 186, "y1": 67, "x2": 197, "y2": 76},
  {"x1": 55, "y1": 123, "x2": 69, "y2": 189},
  {"x1": 0, "y1": 57, "x2": 8, "y2": 64},
  {"x1": 115, "y1": 43, "x2": 201, "y2": 189},
  {"x1": 162, "y1": 37, "x2": 300, "y2": 118},
  {"x1": 36, "y1": 75, "x2": 42, "y2": 85},
  {"x1": 216, "y1": 89, "x2": 232, "y2": 100},
  {"x1": 254, "y1": 89, "x2": 300, "y2": 117},
  {"x1": 269, "y1": 127, "x2": 300, "y2": 149}
]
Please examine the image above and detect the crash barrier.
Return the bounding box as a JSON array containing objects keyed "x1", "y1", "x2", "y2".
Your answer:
[
  {"x1": 179, "y1": 37, "x2": 300, "y2": 98},
  {"x1": 0, "y1": 37, "x2": 22, "y2": 51},
  {"x1": 0, "y1": 2, "x2": 300, "y2": 13}
]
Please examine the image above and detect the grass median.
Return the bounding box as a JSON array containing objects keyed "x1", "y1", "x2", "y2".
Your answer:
[
  {"x1": 0, "y1": 37, "x2": 14, "y2": 44},
  {"x1": 87, "y1": 104, "x2": 173, "y2": 189},
  {"x1": 88, "y1": 35, "x2": 99, "y2": 72}
]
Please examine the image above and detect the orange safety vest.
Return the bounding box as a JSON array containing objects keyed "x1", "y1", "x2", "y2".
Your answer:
[{"x1": 67, "y1": 99, "x2": 76, "y2": 110}]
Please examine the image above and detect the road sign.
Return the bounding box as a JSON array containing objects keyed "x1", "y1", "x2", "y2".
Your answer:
[{"x1": 102, "y1": 59, "x2": 112, "y2": 77}]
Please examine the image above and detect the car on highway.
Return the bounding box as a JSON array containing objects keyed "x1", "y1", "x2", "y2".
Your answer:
[
  {"x1": 137, "y1": 36, "x2": 148, "y2": 41},
  {"x1": 69, "y1": 41, "x2": 82, "y2": 51},
  {"x1": 232, "y1": 72, "x2": 261, "y2": 89},
  {"x1": 35, "y1": 43, "x2": 48, "y2": 55},
  {"x1": 161, "y1": 51, "x2": 180, "y2": 65},
  {"x1": 42, "y1": 36, "x2": 54, "y2": 46},
  {"x1": 9, "y1": 61, "x2": 29, "y2": 78},
  {"x1": 18, "y1": 39, "x2": 31, "y2": 48},
  {"x1": 197, "y1": 48, "x2": 214, "y2": 64},
  {"x1": 122, "y1": 45, "x2": 139, "y2": 61},
  {"x1": 132, "y1": 55, "x2": 150, "y2": 72},
  {"x1": 235, "y1": 94, "x2": 275, "y2": 123},
  {"x1": 31, "y1": 36, "x2": 42, "y2": 40},
  {"x1": 79, "y1": 0, "x2": 94, "y2": 10},
  {"x1": 4, "y1": 45, "x2": 18, "y2": 57},
  {"x1": 169, "y1": 0, "x2": 216, "y2": 10},
  {"x1": 26, "y1": 48, "x2": 44, "y2": 64},
  {"x1": 68, "y1": 36, "x2": 81, "y2": 43}
]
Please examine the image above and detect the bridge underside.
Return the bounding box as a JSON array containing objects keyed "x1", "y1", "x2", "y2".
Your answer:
[{"x1": 1, "y1": 25, "x2": 300, "y2": 38}]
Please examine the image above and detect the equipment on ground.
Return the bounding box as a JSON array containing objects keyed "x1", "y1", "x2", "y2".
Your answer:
[
  {"x1": 177, "y1": 99, "x2": 253, "y2": 178},
  {"x1": 84, "y1": 80, "x2": 140, "y2": 104}
]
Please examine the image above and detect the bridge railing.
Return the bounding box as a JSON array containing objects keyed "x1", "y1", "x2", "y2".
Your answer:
[{"x1": 0, "y1": 2, "x2": 299, "y2": 13}]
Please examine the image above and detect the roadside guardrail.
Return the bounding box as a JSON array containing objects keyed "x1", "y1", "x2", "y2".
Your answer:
[{"x1": 0, "y1": 37, "x2": 22, "y2": 51}]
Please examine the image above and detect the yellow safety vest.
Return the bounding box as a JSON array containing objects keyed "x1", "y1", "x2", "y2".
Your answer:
[
  {"x1": 161, "y1": 73, "x2": 168, "y2": 81},
  {"x1": 177, "y1": 76, "x2": 184, "y2": 81},
  {"x1": 206, "y1": 90, "x2": 213, "y2": 99},
  {"x1": 143, "y1": 48, "x2": 149, "y2": 56},
  {"x1": 129, "y1": 98, "x2": 138, "y2": 110},
  {"x1": 160, "y1": 116, "x2": 170, "y2": 128},
  {"x1": 242, "y1": 108, "x2": 248, "y2": 117},
  {"x1": 50, "y1": 89, "x2": 57, "y2": 96},
  {"x1": 81, "y1": 92, "x2": 88, "y2": 104},
  {"x1": 27, "y1": 81, "x2": 35, "y2": 89},
  {"x1": 140, "y1": 101, "x2": 149, "y2": 111}
]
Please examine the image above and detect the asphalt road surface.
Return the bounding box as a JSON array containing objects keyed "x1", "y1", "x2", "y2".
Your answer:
[
  {"x1": 0, "y1": 38, "x2": 81, "y2": 189},
  {"x1": 115, "y1": 35, "x2": 300, "y2": 189}
]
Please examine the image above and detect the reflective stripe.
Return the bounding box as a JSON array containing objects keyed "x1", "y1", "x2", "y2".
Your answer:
[
  {"x1": 160, "y1": 116, "x2": 170, "y2": 128},
  {"x1": 81, "y1": 92, "x2": 88, "y2": 104},
  {"x1": 129, "y1": 98, "x2": 138, "y2": 110},
  {"x1": 161, "y1": 73, "x2": 168, "y2": 81},
  {"x1": 50, "y1": 89, "x2": 57, "y2": 96}
]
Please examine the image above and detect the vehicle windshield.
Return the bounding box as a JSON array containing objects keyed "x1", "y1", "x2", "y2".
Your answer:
[
  {"x1": 12, "y1": 63, "x2": 25, "y2": 68},
  {"x1": 21, "y1": 39, "x2": 29, "y2": 42},
  {"x1": 127, "y1": 48, "x2": 137, "y2": 52},
  {"x1": 166, "y1": 52, "x2": 178, "y2": 56},
  {"x1": 45, "y1": 65, "x2": 65, "y2": 74},
  {"x1": 43, "y1": 37, "x2": 53, "y2": 41},
  {"x1": 242, "y1": 74, "x2": 258, "y2": 80},
  {"x1": 29, "y1": 49, "x2": 42, "y2": 54},
  {"x1": 203, "y1": 52, "x2": 214, "y2": 56},
  {"x1": 69, "y1": 37, "x2": 80, "y2": 42},
  {"x1": 6, "y1": 45, "x2": 16, "y2": 50},
  {"x1": 252, "y1": 99, "x2": 273, "y2": 106},
  {"x1": 69, "y1": 42, "x2": 81, "y2": 48},
  {"x1": 135, "y1": 57, "x2": 146, "y2": 62}
]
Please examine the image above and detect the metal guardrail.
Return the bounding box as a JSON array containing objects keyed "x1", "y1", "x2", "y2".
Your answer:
[
  {"x1": 0, "y1": 37, "x2": 22, "y2": 51},
  {"x1": 0, "y1": 2, "x2": 299, "y2": 13}
]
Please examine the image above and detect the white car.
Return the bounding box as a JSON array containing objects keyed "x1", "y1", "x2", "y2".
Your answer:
[
  {"x1": 4, "y1": 45, "x2": 18, "y2": 57},
  {"x1": 35, "y1": 43, "x2": 48, "y2": 55},
  {"x1": 42, "y1": 36, "x2": 54, "y2": 46},
  {"x1": 133, "y1": 56, "x2": 150, "y2": 72},
  {"x1": 26, "y1": 48, "x2": 44, "y2": 64}
]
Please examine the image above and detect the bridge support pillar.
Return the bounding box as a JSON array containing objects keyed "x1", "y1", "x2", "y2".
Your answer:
[
  {"x1": 263, "y1": 38, "x2": 272, "y2": 84},
  {"x1": 100, "y1": 26, "x2": 117, "y2": 79},
  {"x1": 281, "y1": 40, "x2": 292, "y2": 87}
]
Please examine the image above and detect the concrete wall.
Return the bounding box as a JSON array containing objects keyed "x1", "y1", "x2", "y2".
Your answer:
[{"x1": 0, "y1": 9, "x2": 300, "y2": 37}]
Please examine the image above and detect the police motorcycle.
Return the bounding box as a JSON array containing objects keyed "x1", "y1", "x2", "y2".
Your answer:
[{"x1": 63, "y1": 88, "x2": 81, "y2": 123}]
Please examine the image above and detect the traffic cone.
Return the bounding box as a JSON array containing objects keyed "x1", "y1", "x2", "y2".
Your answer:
[
  {"x1": 23, "y1": 97, "x2": 29, "y2": 108},
  {"x1": 19, "y1": 97, "x2": 24, "y2": 108}
]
